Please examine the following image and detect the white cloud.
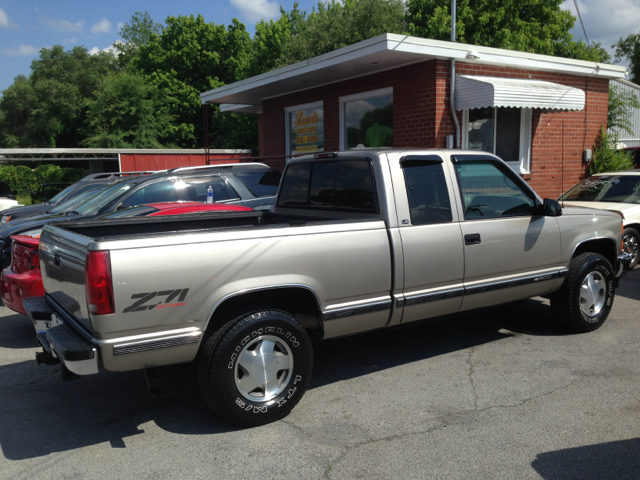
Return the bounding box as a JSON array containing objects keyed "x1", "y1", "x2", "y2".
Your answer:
[
  {"x1": 0, "y1": 8, "x2": 18, "y2": 29},
  {"x1": 40, "y1": 17, "x2": 85, "y2": 32},
  {"x1": 562, "y1": 0, "x2": 640, "y2": 60},
  {"x1": 90, "y1": 18, "x2": 111, "y2": 34},
  {"x1": 63, "y1": 38, "x2": 78, "y2": 44},
  {"x1": 230, "y1": 0, "x2": 280, "y2": 23},
  {"x1": 0, "y1": 8, "x2": 9, "y2": 27},
  {"x1": 4, "y1": 44, "x2": 40, "y2": 57},
  {"x1": 88, "y1": 43, "x2": 119, "y2": 56},
  {"x1": 117, "y1": 21, "x2": 124, "y2": 31}
]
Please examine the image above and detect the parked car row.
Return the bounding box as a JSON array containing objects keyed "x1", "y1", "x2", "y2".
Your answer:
[{"x1": 0, "y1": 162, "x2": 281, "y2": 316}]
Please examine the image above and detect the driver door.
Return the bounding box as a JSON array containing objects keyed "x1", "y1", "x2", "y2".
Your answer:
[{"x1": 451, "y1": 156, "x2": 562, "y2": 312}]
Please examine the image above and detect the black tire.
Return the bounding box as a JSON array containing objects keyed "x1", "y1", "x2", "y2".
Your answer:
[
  {"x1": 551, "y1": 253, "x2": 615, "y2": 333},
  {"x1": 198, "y1": 308, "x2": 313, "y2": 427},
  {"x1": 623, "y1": 227, "x2": 639, "y2": 269}
]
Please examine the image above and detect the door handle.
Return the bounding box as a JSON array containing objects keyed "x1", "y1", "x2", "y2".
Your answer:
[{"x1": 465, "y1": 233, "x2": 481, "y2": 245}]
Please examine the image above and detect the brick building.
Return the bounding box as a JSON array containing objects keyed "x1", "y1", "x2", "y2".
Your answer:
[{"x1": 201, "y1": 34, "x2": 626, "y2": 197}]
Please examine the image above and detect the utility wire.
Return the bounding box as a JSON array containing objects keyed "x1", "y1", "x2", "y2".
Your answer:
[{"x1": 573, "y1": 0, "x2": 590, "y2": 45}]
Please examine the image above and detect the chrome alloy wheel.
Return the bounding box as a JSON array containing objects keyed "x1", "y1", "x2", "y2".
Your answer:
[
  {"x1": 234, "y1": 335, "x2": 293, "y2": 403},
  {"x1": 623, "y1": 232, "x2": 638, "y2": 264},
  {"x1": 579, "y1": 271, "x2": 606, "y2": 316}
]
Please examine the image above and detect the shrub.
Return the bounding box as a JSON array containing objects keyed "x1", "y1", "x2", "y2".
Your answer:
[
  {"x1": 0, "y1": 164, "x2": 88, "y2": 199},
  {"x1": 589, "y1": 126, "x2": 635, "y2": 174}
]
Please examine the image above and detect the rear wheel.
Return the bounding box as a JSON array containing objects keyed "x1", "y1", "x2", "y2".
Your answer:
[
  {"x1": 623, "y1": 227, "x2": 639, "y2": 269},
  {"x1": 551, "y1": 253, "x2": 615, "y2": 333},
  {"x1": 198, "y1": 308, "x2": 313, "y2": 427}
]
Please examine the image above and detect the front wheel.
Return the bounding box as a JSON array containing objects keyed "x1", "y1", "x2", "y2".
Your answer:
[
  {"x1": 551, "y1": 253, "x2": 615, "y2": 333},
  {"x1": 623, "y1": 227, "x2": 639, "y2": 269},
  {"x1": 198, "y1": 309, "x2": 313, "y2": 427}
]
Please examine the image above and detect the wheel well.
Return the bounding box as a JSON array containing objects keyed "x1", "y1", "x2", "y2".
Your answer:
[
  {"x1": 205, "y1": 287, "x2": 323, "y2": 339},
  {"x1": 624, "y1": 223, "x2": 640, "y2": 233},
  {"x1": 572, "y1": 238, "x2": 617, "y2": 267}
]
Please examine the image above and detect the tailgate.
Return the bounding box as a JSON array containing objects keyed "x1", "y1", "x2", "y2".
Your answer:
[{"x1": 39, "y1": 225, "x2": 93, "y2": 332}]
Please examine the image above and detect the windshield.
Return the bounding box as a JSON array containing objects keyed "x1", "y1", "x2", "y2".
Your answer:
[
  {"x1": 74, "y1": 178, "x2": 143, "y2": 216},
  {"x1": 560, "y1": 175, "x2": 640, "y2": 204},
  {"x1": 50, "y1": 186, "x2": 108, "y2": 214},
  {"x1": 48, "y1": 184, "x2": 77, "y2": 204}
]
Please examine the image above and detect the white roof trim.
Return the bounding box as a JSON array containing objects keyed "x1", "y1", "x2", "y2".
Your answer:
[
  {"x1": 200, "y1": 33, "x2": 626, "y2": 109},
  {"x1": 455, "y1": 75, "x2": 586, "y2": 111}
]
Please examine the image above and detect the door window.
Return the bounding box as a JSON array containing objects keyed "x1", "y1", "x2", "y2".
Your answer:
[{"x1": 454, "y1": 159, "x2": 535, "y2": 219}]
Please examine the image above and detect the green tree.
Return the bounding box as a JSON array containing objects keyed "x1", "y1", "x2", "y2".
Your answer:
[
  {"x1": 407, "y1": 0, "x2": 609, "y2": 61},
  {"x1": 590, "y1": 126, "x2": 634, "y2": 174},
  {"x1": 277, "y1": 0, "x2": 407, "y2": 67},
  {"x1": 614, "y1": 32, "x2": 640, "y2": 84},
  {"x1": 0, "y1": 75, "x2": 36, "y2": 147},
  {"x1": 115, "y1": 11, "x2": 163, "y2": 67},
  {"x1": 0, "y1": 45, "x2": 116, "y2": 148},
  {"x1": 133, "y1": 15, "x2": 254, "y2": 149},
  {"x1": 82, "y1": 71, "x2": 175, "y2": 148},
  {"x1": 608, "y1": 84, "x2": 640, "y2": 137}
]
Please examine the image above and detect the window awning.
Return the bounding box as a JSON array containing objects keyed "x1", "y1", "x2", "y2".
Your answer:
[{"x1": 455, "y1": 75, "x2": 585, "y2": 111}]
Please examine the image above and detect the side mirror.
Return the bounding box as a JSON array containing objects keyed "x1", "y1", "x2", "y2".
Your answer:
[{"x1": 541, "y1": 198, "x2": 562, "y2": 217}]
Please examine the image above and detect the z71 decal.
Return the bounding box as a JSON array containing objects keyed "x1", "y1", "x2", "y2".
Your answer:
[{"x1": 123, "y1": 289, "x2": 189, "y2": 313}]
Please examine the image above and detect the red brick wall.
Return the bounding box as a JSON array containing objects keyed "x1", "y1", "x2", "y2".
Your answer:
[
  {"x1": 446, "y1": 60, "x2": 609, "y2": 198},
  {"x1": 258, "y1": 58, "x2": 609, "y2": 198}
]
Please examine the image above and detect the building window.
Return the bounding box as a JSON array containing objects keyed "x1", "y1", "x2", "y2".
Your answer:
[
  {"x1": 462, "y1": 107, "x2": 533, "y2": 174},
  {"x1": 285, "y1": 101, "x2": 324, "y2": 155},
  {"x1": 339, "y1": 87, "x2": 393, "y2": 150}
]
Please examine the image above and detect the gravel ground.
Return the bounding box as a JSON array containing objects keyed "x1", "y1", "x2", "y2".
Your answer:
[{"x1": 1, "y1": 268, "x2": 639, "y2": 479}]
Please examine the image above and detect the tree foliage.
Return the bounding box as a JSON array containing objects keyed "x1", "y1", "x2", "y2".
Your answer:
[
  {"x1": 1, "y1": 1, "x2": 628, "y2": 155},
  {"x1": 590, "y1": 126, "x2": 635, "y2": 174},
  {"x1": 0, "y1": 46, "x2": 116, "y2": 148},
  {"x1": 407, "y1": 0, "x2": 610, "y2": 62},
  {"x1": 82, "y1": 71, "x2": 174, "y2": 148},
  {"x1": 608, "y1": 85, "x2": 640, "y2": 137},
  {"x1": 276, "y1": 0, "x2": 407, "y2": 67},
  {"x1": 614, "y1": 32, "x2": 640, "y2": 84},
  {"x1": 115, "y1": 11, "x2": 163, "y2": 67},
  {"x1": 132, "y1": 14, "x2": 254, "y2": 149}
]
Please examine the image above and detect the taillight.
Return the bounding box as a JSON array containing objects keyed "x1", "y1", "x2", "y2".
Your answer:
[
  {"x1": 85, "y1": 250, "x2": 115, "y2": 315},
  {"x1": 28, "y1": 249, "x2": 40, "y2": 270}
]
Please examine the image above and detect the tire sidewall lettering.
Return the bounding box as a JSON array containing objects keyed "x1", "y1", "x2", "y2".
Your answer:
[{"x1": 228, "y1": 320, "x2": 306, "y2": 414}]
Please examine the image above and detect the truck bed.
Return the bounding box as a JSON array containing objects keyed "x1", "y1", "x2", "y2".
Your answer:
[{"x1": 54, "y1": 209, "x2": 380, "y2": 242}]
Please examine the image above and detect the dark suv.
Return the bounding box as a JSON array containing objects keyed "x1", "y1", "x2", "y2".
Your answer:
[
  {"x1": 0, "y1": 171, "x2": 154, "y2": 225},
  {"x1": 0, "y1": 163, "x2": 281, "y2": 268}
]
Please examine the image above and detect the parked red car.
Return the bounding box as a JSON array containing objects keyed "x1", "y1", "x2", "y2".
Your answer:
[{"x1": 0, "y1": 202, "x2": 251, "y2": 315}]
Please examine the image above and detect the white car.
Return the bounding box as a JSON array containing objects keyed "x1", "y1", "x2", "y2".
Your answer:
[
  {"x1": 0, "y1": 181, "x2": 21, "y2": 212},
  {"x1": 560, "y1": 171, "x2": 640, "y2": 269}
]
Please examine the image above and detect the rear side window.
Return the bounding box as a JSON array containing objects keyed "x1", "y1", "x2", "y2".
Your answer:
[
  {"x1": 402, "y1": 159, "x2": 452, "y2": 225},
  {"x1": 234, "y1": 170, "x2": 281, "y2": 197},
  {"x1": 277, "y1": 159, "x2": 377, "y2": 213},
  {"x1": 180, "y1": 175, "x2": 239, "y2": 202}
]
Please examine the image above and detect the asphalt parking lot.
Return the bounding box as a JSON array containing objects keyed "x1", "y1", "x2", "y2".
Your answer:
[{"x1": 1, "y1": 268, "x2": 639, "y2": 479}]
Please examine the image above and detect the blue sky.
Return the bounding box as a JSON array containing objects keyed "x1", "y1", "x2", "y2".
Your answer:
[{"x1": 1, "y1": 0, "x2": 639, "y2": 94}]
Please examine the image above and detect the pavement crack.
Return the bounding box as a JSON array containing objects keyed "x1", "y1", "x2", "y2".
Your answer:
[{"x1": 466, "y1": 347, "x2": 479, "y2": 410}]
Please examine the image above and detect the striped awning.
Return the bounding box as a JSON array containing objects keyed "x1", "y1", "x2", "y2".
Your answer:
[{"x1": 455, "y1": 75, "x2": 585, "y2": 111}]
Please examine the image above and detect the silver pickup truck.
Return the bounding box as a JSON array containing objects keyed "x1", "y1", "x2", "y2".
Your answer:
[{"x1": 25, "y1": 150, "x2": 631, "y2": 427}]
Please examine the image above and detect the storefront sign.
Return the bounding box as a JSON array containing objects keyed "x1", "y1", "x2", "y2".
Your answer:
[{"x1": 289, "y1": 106, "x2": 324, "y2": 154}]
